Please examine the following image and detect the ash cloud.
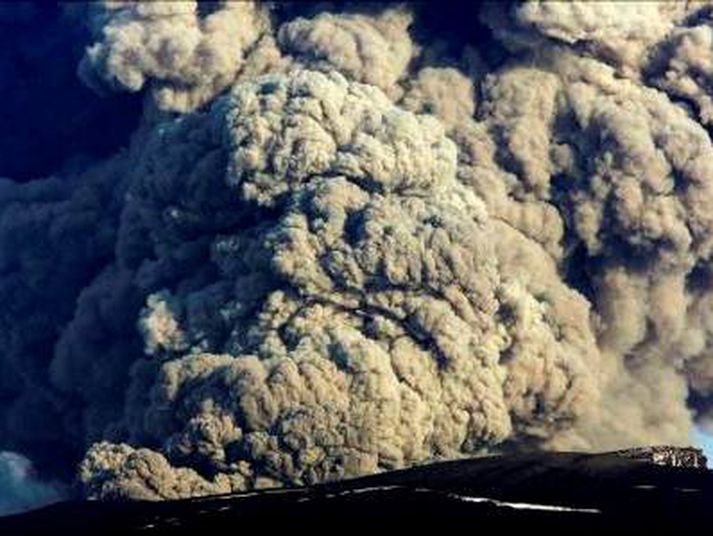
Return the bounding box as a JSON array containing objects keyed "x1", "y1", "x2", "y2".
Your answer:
[
  {"x1": 0, "y1": 3, "x2": 142, "y2": 180},
  {"x1": 0, "y1": 452, "x2": 66, "y2": 516},
  {"x1": 3, "y1": 0, "x2": 713, "y2": 500}
]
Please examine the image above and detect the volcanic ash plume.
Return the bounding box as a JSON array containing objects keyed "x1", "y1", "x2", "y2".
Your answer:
[
  {"x1": 2, "y1": 1, "x2": 713, "y2": 500},
  {"x1": 79, "y1": 1, "x2": 279, "y2": 113},
  {"x1": 0, "y1": 452, "x2": 65, "y2": 515},
  {"x1": 74, "y1": 68, "x2": 598, "y2": 498}
]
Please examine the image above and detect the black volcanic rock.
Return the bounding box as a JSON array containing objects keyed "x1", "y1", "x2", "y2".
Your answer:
[{"x1": 2, "y1": 449, "x2": 712, "y2": 534}]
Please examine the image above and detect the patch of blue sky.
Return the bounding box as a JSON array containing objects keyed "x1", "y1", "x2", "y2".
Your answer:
[{"x1": 690, "y1": 427, "x2": 713, "y2": 468}]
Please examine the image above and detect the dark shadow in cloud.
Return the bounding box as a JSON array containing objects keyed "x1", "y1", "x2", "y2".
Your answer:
[{"x1": 0, "y1": 2, "x2": 143, "y2": 181}]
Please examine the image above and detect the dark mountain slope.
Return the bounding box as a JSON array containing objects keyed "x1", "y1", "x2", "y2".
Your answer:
[{"x1": 2, "y1": 447, "x2": 711, "y2": 534}]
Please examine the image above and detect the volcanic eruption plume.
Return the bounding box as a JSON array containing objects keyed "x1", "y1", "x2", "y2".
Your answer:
[{"x1": 1, "y1": 1, "x2": 713, "y2": 500}]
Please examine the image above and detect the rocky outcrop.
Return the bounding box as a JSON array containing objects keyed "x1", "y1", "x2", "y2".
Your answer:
[{"x1": 613, "y1": 446, "x2": 708, "y2": 469}]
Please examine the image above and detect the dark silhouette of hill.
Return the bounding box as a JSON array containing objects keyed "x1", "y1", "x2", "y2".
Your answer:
[{"x1": 1, "y1": 448, "x2": 711, "y2": 534}]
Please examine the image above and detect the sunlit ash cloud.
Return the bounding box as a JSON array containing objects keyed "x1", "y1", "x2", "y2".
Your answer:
[{"x1": 2, "y1": 1, "x2": 713, "y2": 502}]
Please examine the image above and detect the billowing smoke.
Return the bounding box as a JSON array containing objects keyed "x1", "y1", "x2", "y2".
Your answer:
[
  {"x1": 2, "y1": 1, "x2": 713, "y2": 500},
  {"x1": 78, "y1": 1, "x2": 280, "y2": 113},
  {"x1": 0, "y1": 452, "x2": 65, "y2": 516}
]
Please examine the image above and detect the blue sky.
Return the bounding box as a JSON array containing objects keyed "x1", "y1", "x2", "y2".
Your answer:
[{"x1": 691, "y1": 428, "x2": 713, "y2": 467}]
